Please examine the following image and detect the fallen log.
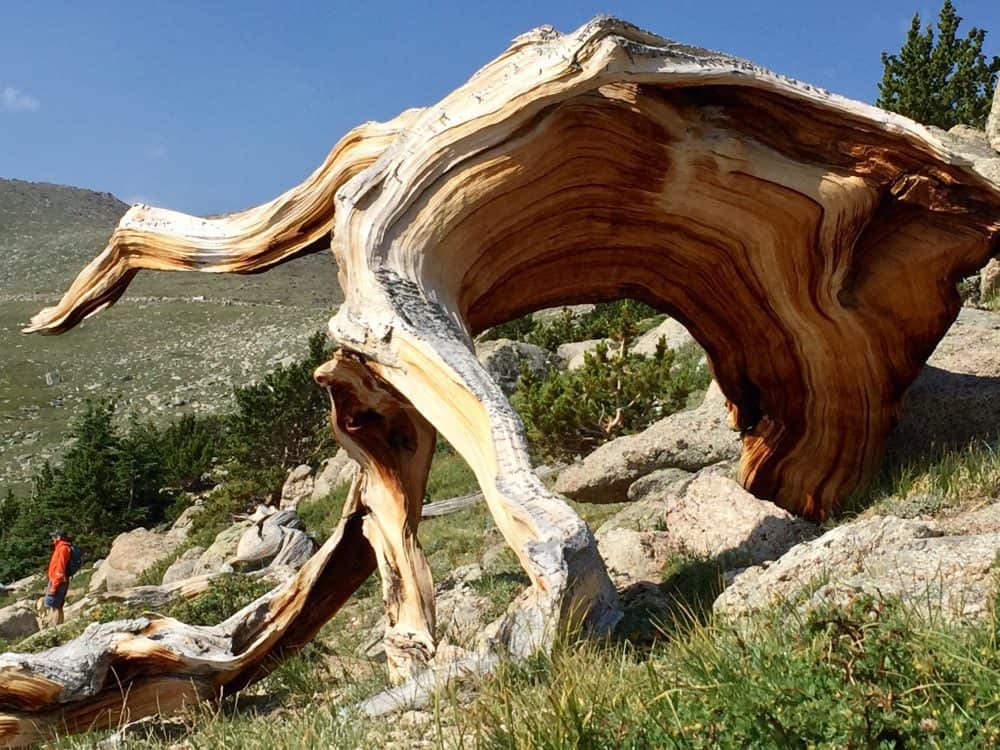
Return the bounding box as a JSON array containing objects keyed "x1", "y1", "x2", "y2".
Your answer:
[{"x1": 10, "y1": 16, "x2": 1000, "y2": 745}]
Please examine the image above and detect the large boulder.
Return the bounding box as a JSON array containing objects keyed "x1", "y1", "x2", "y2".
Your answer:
[
  {"x1": 160, "y1": 546, "x2": 207, "y2": 585},
  {"x1": 626, "y1": 467, "x2": 694, "y2": 504},
  {"x1": 593, "y1": 470, "x2": 814, "y2": 586},
  {"x1": 631, "y1": 317, "x2": 694, "y2": 356},
  {"x1": 661, "y1": 473, "x2": 816, "y2": 565},
  {"x1": 981, "y1": 258, "x2": 1000, "y2": 301},
  {"x1": 0, "y1": 602, "x2": 39, "y2": 640},
  {"x1": 88, "y1": 528, "x2": 186, "y2": 593},
  {"x1": 280, "y1": 464, "x2": 314, "y2": 510},
  {"x1": 2, "y1": 573, "x2": 42, "y2": 595},
  {"x1": 715, "y1": 515, "x2": 1000, "y2": 621},
  {"x1": 311, "y1": 449, "x2": 359, "y2": 501},
  {"x1": 941, "y1": 123, "x2": 1000, "y2": 186},
  {"x1": 888, "y1": 307, "x2": 1000, "y2": 460},
  {"x1": 556, "y1": 339, "x2": 606, "y2": 371},
  {"x1": 555, "y1": 382, "x2": 740, "y2": 502},
  {"x1": 597, "y1": 528, "x2": 674, "y2": 586},
  {"x1": 475, "y1": 338, "x2": 557, "y2": 394}
]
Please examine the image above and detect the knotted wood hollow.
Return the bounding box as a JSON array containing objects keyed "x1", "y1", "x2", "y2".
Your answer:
[{"x1": 9, "y1": 16, "x2": 1000, "y2": 745}]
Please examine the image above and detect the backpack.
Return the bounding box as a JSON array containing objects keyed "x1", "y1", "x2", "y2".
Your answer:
[{"x1": 67, "y1": 544, "x2": 83, "y2": 577}]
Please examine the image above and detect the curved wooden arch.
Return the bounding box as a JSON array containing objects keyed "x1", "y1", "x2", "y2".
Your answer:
[{"x1": 8, "y1": 17, "x2": 1000, "y2": 745}]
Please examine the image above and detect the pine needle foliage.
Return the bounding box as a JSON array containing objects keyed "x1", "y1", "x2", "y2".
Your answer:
[
  {"x1": 512, "y1": 306, "x2": 709, "y2": 460},
  {"x1": 877, "y1": 0, "x2": 999, "y2": 129}
]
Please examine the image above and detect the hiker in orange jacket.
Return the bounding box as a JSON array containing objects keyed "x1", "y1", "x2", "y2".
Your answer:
[{"x1": 44, "y1": 530, "x2": 72, "y2": 626}]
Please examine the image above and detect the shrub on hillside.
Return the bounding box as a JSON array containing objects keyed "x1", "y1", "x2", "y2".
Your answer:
[
  {"x1": 0, "y1": 333, "x2": 337, "y2": 583},
  {"x1": 225, "y1": 331, "x2": 334, "y2": 471},
  {"x1": 512, "y1": 310, "x2": 709, "y2": 460},
  {"x1": 145, "y1": 414, "x2": 223, "y2": 491}
]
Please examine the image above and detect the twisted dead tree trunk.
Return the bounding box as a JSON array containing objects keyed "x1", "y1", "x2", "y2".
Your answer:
[{"x1": 8, "y1": 16, "x2": 1000, "y2": 745}]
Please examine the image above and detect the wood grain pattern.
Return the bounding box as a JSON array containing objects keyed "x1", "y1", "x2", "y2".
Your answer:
[{"x1": 9, "y1": 17, "x2": 1000, "y2": 744}]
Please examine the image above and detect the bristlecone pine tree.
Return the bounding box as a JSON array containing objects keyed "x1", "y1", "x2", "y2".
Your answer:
[{"x1": 877, "y1": 0, "x2": 999, "y2": 129}]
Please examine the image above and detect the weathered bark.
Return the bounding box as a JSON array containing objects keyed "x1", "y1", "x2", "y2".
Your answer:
[
  {"x1": 316, "y1": 353, "x2": 438, "y2": 681},
  {"x1": 0, "y1": 482, "x2": 377, "y2": 746},
  {"x1": 11, "y1": 15, "x2": 1000, "y2": 744}
]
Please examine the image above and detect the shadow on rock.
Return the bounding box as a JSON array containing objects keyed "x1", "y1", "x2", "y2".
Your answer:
[{"x1": 887, "y1": 365, "x2": 1000, "y2": 463}]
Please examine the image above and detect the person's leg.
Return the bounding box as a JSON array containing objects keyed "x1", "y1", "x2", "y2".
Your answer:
[{"x1": 45, "y1": 582, "x2": 67, "y2": 627}]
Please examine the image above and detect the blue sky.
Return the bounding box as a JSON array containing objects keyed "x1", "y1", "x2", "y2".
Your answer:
[{"x1": 2, "y1": 0, "x2": 998, "y2": 215}]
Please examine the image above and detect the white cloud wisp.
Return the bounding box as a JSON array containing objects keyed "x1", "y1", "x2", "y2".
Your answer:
[{"x1": 2, "y1": 86, "x2": 40, "y2": 113}]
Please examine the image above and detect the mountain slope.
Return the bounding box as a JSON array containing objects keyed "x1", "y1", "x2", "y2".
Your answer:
[
  {"x1": 1, "y1": 178, "x2": 343, "y2": 489},
  {"x1": 0, "y1": 178, "x2": 342, "y2": 305}
]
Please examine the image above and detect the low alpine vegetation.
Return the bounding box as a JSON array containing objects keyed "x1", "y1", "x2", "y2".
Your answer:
[
  {"x1": 511, "y1": 302, "x2": 709, "y2": 460},
  {"x1": 0, "y1": 332, "x2": 336, "y2": 583}
]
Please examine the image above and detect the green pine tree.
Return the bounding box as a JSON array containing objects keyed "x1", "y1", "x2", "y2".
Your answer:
[
  {"x1": 877, "y1": 0, "x2": 999, "y2": 129},
  {"x1": 225, "y1": 331, "x2": 333, "y2": 472}
]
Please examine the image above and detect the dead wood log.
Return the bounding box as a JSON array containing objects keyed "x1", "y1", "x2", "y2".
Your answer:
[{"x1": 11, "y1": 16, "x2": 1000, "y2": 744}]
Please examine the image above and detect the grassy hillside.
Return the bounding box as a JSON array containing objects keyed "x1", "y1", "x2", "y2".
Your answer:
[
  {"x1": 0, "y1": 177, "x2": 341, "y2": 303},
  {"x1": 0, "y1": 178, "x2": 343, "y2": 489}
]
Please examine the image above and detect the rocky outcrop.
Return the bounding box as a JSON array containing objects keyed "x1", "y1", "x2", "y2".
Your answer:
[
  {"x1": 280, "y1": 464, "x2": 314, "y2": 510},
  {"x1": 888, "y1": 307, "x2": 1000, "y2": 459},
  {"x1": 160, "y1": 546, "x2": 207, "y2": 586},
  {"x1": 0, "y1": 603, "x2": 38, "y2": 641},
  {"x1": 556, "y1": 339, "x2": 606, "y2": 371},
  {"x1": 310, "y1": 449, "x2": 358, "y2": 501},
  {"x1": 531, "y1": 304, "x2": 595, "y2": 325},
  {"x1": 631, "y1": 318, "x2": 694, "y2": 357},
  {"x1": 475, "y1": 339, "x2": 557, "y2": 395},
  {"x1": 715, "y1": 515, "x2": 1000, "y2": 620},
  {"x1": 987, "y1": 85, "x2": 999, "y2": 153},
  {"x1": 88, "y1": 528, "x2": 186, "y2": 593},
  {"x1": 556, "y1": 382, "x2": 740, "y2": 502}
]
